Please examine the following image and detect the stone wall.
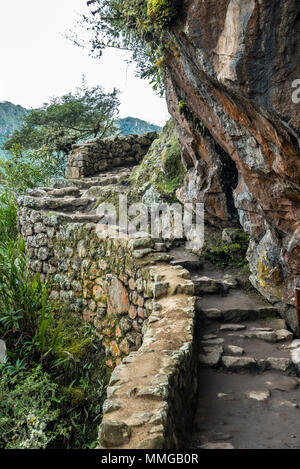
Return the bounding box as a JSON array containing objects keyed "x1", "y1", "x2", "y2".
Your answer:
[
  {"x1": 65, "y1": 132, "x2": 157, "y2": 179},
  {"x1": 18, "y1": 203, "x2": 174, "y2": 367},
  {"x1": 18, "y1": 204, "x2": 199, "y2": 448},
  {"x1": 99, "y1": 263, "x2": 198, "y2": 449},
  {"x1": 17, "y1": 130, "x2": 200, "y2": 448}
]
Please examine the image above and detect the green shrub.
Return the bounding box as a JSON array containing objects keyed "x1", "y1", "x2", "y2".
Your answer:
[
  {"x1": 0, "y1": 238, "x2": 63, "y2": 364},
  {"x1": 0, "y1": 145, "x2": 64, "y2": 195},
  {"x1": 204, "y1": 231, "x2": 250, "y2": 268},
  {"x1": 0, "y1": 366, "x2": 68, "y2": 449},
  {"x1": 0, "y1": 191, "x2": 18, "y2": 244}
]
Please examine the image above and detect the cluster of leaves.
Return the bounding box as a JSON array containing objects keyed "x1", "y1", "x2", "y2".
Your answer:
[
  {"x1": 0, "y1": 195, "x2": 109, "y2": 449},
  {"x1": 73, "y1": 1, "x2": 182, "y2": 93},
  {"x1": 4, "y1": 80, "x2": 120, "y2": 158}
]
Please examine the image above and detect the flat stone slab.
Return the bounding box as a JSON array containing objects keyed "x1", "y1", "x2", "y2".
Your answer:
[
  {"x1": 246, "y1": 390, "x2": 270, "y2": 402},
  {"x1": 279, "y1": 401, "x2": 298, "y2": 408},
  {"x1": 201, "y1": 338, "x2": 224, "y2": 345},
  {"x1": 227, "y1": 345, "x2": 244, "y2": 356},
  {"x1": 170, "y1": 259, "x2": 203, "y2": 271},
  {"x1": 192, "y1": 276, "x2": 226, "y2": 295},
  {"x1": 275, "y1": 329, "x2": 293, "y2": 342},
  {"x1": 199, "y1": 346, "x2": 223, "y2": 366},
  {"x1": 266, "y1": 357, "x2": 292, "y2": 372},
  {"x1": 245, "y1": 330, "x2": 277, "y2": 343},
  {"x1": 201, "y1": 308, "x2": 222, "y2": 319},
  {"x1": 266, "y1": 375, "x2": 299, "y2": 392},
  {"x1": 222, "y1": 356, "x2": 256, "y2": 370},
  {"x1": 203, "y1": 334, "x2": 218, "y2": 340}
]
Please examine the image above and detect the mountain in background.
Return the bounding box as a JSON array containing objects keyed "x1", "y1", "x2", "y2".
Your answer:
[
  {"x1": 0, "y1": 101, "x2": 28, "y2": 150},
  {"x1": 116, "y1": 116, "x2": 161, "y2": 135},
  {"x1": 0, "y1": 102, "x2": 161, "y2": 155}
]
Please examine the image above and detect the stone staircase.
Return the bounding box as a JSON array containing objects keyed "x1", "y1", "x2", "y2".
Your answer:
[
  {"x1": 22, "y1": 166, "x2": 135, "y2": 221},
  {"x1": 17, "y1": 132, "x2": 300, "y2": 449},
  {"x1": 175, "y1": 260, "x2": 300, "y2": 450}
]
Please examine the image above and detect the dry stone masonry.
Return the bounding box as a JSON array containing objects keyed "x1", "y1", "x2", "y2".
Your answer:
[
  {"x1": 17, "y1": 132, "x2": 200, "y2": 448},
  {"x1": 65, "y1": 132, "x2": 157, "y2": 179}
]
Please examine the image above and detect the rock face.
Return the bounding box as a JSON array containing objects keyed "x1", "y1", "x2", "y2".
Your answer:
[{"x1": 161, "y1": 0, "x2": 300, "y2": 322}]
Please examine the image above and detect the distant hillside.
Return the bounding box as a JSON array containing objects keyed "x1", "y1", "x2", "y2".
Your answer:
[
  {"x1": 117, "y1": 117, "x2": 161, "y2": 136},
  {"x1": 0, "y1": 102, "x2": 161, "y2": 155},
  {"x1": 0, "y1": 101, "x2": 28, "y2": 151}
]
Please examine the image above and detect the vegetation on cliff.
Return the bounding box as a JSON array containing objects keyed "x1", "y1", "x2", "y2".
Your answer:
[{"x1": 130, "y1": 119, "x2": 185, "y2": 203}]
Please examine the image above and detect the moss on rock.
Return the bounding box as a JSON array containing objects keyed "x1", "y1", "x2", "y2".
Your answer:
[
  {"x1": 129, "y1": 119, "x2": 185, "y2": 203},
  {"x1": 147, "y1": 0, "x2": 181, "y2": 27}
]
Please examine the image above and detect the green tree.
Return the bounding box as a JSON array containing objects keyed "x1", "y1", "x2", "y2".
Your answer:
[
  {"x1": 0, "y1": 145, "x2": 63, "y2": 195},
  {"x1": 4, "y1": 81, "x2": 120, "y2": 157}
]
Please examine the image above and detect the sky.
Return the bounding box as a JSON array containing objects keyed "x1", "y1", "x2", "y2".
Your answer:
[{"x1": 0, "y1": 0, "x2": 169, "y2": 126}]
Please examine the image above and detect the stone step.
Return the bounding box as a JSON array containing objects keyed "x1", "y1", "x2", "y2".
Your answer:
[
  {"x1": 51, "y1": 168, "x2": 134, "y2": 190},
  {"x1": 196, "y1": 289, "x2": 278, "y2": 322},
  {"x1": 82, "y1": 184, "x2": 129, "y2": 199},
  {"x1": 48, "y1": 212, "x2": 102, "y2": 224},
  {"x1": 192, "y1": 276, "x2": 232, "y2": 295},
  {"x1": 19, "y1": 195, "x2": 97, "y2": 213},
  {"x1": 170, "y1": 258, "x2": 203, "y2": 272},
  {"x1": 199, "y1": 351, "x2": 297, "y2": 375}
]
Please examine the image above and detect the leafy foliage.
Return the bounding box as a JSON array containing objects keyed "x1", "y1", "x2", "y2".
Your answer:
[
  {"x1": 0, "y1": 145, "x2": 64, "y2": 194},
  {"x1": 4, "y1": 81, "x2": 120, "y2": 157},
  {"x1": 0, "y1": 187, "x2": 109, "y2": 449},
  {"x1": 147, "y1": 0, "x2": 181, "y2": 27},
  {"x1": 0, "y1": 366, "x2": 66, "y2": 449},
  {"x1": 0, "y1": 191, "x2": 18, "y2": 243}
]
